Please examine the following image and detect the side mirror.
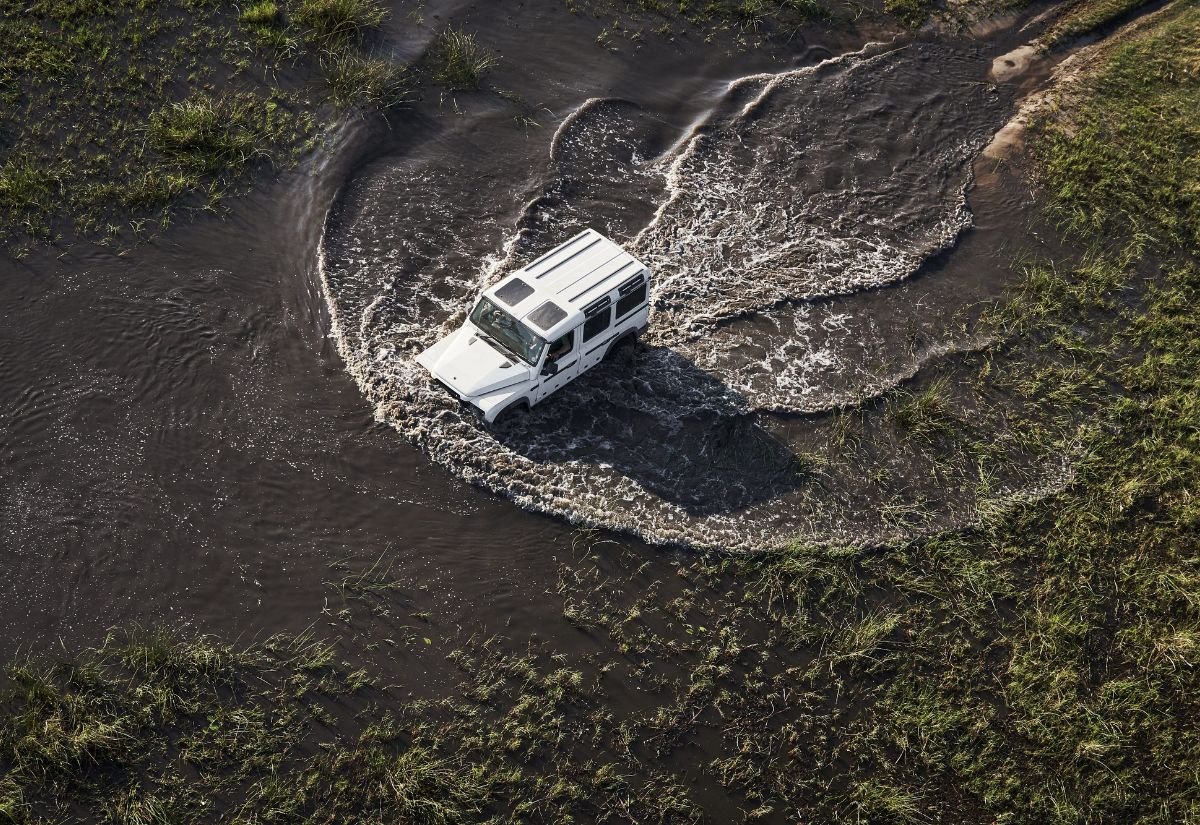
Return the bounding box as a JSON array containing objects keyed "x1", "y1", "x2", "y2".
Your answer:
[{"x1": 541, "y1": 361, "x2": 559, "y2": 377}]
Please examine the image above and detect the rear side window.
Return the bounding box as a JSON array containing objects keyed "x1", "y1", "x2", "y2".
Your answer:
[
  {"x1": 615, "y1": 283, "x2": 647, "y2": 319},
  {"x1": 583, "y1": 309, "x2": 611, "y2": 341}
]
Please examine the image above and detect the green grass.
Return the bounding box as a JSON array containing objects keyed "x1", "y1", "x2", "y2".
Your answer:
[
  {"x1": 1043, "y1": 0, "x2": 1158, "y2": 46},
  {"x1": 240, "y1": 0, "x2": 281, "y2": 27},
  {"x1": 0, "y1": 629, "x2": 437, "y2": 824},
  {"x1": 889, "y1": 375, "x2": 959, "y2": 442},
  {"x1": 430, "y1": 28, "x2": 499, "y2": 91},
  {"x1": 1035, "y1": 7, "x2": 1200, "y2": 250},
  {"x1": 148, "y1": 97, "x2": 270, "y2": 174},
  {"x1": 239, "y1": 1, "x2": 295, "y2": 52},
  {"x1": 851, "y1": 780, "x2": 928, "y2": 823},
  {"x1": 0, "y1": 156, "x2": 62, "y2": 216}
]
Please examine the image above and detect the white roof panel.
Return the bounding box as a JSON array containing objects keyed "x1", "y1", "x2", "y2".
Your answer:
[{"x1": 482, "y1": 229, "x2": 649, "y2": 341}]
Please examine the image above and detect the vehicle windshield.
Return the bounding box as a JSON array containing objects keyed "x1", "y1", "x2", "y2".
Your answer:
[{"x1": 469, "y1": 297, "x2": 546, "y2": 365}]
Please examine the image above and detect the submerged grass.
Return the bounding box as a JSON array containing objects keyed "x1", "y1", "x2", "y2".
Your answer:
[
  {"x1": 322, "y1": 52, "x2": 411, "y2": 108},
  {"x1": 0, "y1": 0, "x2": 403, "y2": 254},
  {"x1": 147, "y1": 97, "x2": 273, "y2": 174},
  {"x1": 889, "y1": 374, "x2": 959, "y2": 442}
]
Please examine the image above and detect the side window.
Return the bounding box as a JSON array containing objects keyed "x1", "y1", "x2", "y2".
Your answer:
[
  {"x1": 546, "y1": 331, "x2": 574, "y2": 362},
  {"x1": 615, "y1": 283, "x2": 647, "y2": 319},
  {"x1": 583, "y1": 308, "x2": 611, "y2": 342}
]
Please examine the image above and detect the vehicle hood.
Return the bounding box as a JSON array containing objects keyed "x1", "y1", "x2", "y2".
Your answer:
[{"x1": 416, "y1": 326, "x2": 533, "y2": 398}]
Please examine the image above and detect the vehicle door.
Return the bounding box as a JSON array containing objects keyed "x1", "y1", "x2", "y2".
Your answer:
[
  {"x1": 579, "y1": 298, "x2": 614, "y2": 374},
  {"x1": 535, "y1": 328, "x2": 581, "y2": 403}
]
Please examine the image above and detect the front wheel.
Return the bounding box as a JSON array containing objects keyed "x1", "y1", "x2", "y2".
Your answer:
[{"x1": 491, "y1": 398, "x2": 530, "y2": 424}]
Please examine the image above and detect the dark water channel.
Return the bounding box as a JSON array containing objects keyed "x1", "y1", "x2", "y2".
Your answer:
[{"x1": 0, "y1": 0, "x2": 1058, "y2": 743}]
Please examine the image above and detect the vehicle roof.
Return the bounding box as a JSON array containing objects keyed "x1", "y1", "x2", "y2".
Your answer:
[{"x1": 480, "y1": 229, "x2": 649, "y2": 342}]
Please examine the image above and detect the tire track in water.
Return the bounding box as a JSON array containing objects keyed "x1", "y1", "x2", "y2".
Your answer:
[{"x1": 318, "y1": 40, "x2": 1063, "y2": 551}]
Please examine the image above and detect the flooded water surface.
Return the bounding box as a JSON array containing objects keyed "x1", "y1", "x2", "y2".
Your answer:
[
  {"x1": 1, "y1": 1, "x2": 1053, "y2": 668},
  {"x1": 321, "y1": 28, "x2": 1050, "y2": 551}
]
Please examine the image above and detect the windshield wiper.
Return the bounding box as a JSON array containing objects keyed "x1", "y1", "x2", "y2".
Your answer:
[{"x1": 475, "y1": 330, "x2": 526, "y2": 364}]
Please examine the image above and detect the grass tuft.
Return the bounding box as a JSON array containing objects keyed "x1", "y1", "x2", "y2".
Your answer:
[
  {"x1": 239, "y1": 0, "x2": 279, "y2": 27},
  {"x1": 322, "y1": 51, "x2": 410, "y2": 108},
  {"x1": 0, "y1": 156, "x2": 61, "y2": 211},
  {"x1": 293, "y1": 0, "x2": 386, "y2": 48},
  {"x1": 239, "y1": 0, "x2": 296, "y2": 52},
  {"x1": 851, "y1": 780, "x2": 928, "y2": 823},
  {"x1": 102, "y1": 787, "x2": 170, "y2": 825},
  {"x1": 890, "y1": 375, "x2": 959, "y2": 442},
  {"x1": 779, "y1": 0, "x2": 825, "y2": 20},
  {"x1": 431, "y1": 28, "x2": 498, "y2": 90}
]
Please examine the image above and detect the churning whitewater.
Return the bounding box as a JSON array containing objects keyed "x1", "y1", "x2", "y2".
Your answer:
[{"x1": 319, "y1": 41, "x2": 1052, "y2": 551}]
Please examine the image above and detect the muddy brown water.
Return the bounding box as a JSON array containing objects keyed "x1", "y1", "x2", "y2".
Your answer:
[{"x1": 1, "y1": 0, "x2": 1061, "y2": 773}]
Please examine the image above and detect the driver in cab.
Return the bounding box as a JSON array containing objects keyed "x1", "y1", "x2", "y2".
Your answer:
[{"x1": 544, "y1": 333, "x2": 572, "y2": 370}]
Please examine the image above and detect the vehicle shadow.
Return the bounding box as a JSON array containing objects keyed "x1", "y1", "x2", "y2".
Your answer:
[{"x1": 488, "y1": 344, "x2": 810, "y2": 516}]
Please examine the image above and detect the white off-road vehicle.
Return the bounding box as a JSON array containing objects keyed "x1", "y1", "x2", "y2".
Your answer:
[{"x1": 416, "y1": 229, "x2": 651, "y2": 422}]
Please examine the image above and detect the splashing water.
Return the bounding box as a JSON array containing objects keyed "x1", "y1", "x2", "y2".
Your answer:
[{"x1": 318, "y1": 41, "x2": 1058, "y2": 551}]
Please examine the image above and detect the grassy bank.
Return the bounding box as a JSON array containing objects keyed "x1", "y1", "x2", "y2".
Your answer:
[
  {"x1": 3, "y1": 2, "x2": 1199, "y2": 824},
  {"x1": 1041, "y1": 0, "x2": 1165, "y2": 47}
]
